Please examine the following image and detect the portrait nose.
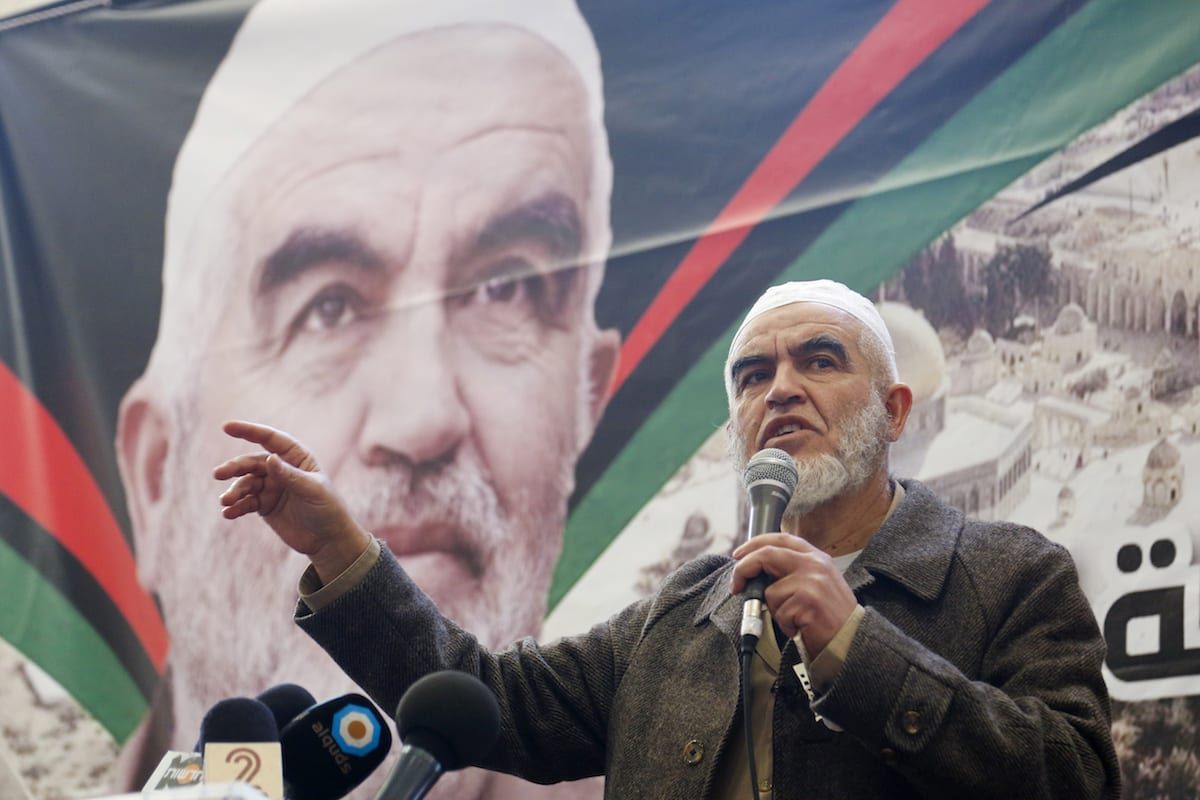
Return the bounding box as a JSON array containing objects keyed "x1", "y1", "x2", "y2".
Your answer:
[
  {"x1": 765, "y1": 363, "x2": 806, "y2": 409},
  {"x1": 356, "y1": 304, "x2": 469, "y2": 468}
]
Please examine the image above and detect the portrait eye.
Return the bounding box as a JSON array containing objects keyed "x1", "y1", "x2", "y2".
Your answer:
[
  {"x1": 292, "y1": 284, "x2": 366, "y2": 334},
  {"x1": 454, "y1": 256, "x2": 577, "y2": 324},
  {"x1": 739, "y1": 368, "x2": 770, "y2": 389},
  {"x1": 811, "y1": 354, "x2": 836, "y2": 369},
  {"x1": 480, "y1": 274, "x2": 524, "y2": 305}
]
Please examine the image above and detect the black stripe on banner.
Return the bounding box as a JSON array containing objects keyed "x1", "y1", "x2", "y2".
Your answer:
[
  {"x1": 0, "y1": 493, "x2": 159, "y2": 701},
  {"x1": 571, "y1": 0, "x2": 1092, "y2": 509},
  {"x1": 1018, "y1": 105, "x2": 1200, "y2": 219}
]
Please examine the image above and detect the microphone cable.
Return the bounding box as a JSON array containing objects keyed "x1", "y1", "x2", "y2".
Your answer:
[{"x1": 742, "y1": 633, "x2": 762, "y2": 800}]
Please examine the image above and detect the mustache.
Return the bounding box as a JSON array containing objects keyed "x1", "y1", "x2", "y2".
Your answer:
[{"x1": 337, "y1": 451, "x2": 509, "y2": 567}]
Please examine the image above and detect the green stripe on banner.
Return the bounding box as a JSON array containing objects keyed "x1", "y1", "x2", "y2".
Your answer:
[
  {"x1": 549, "y1": 0, "x2": 1200, "y2": 608},
  {"x1": 0, "y1": 538, "x2": 147, "y2": 741}
]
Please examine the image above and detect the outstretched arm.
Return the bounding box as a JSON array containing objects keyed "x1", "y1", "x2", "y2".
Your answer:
[{"x1": 214, "y1": 420, "x2": 372, "y2": 584}]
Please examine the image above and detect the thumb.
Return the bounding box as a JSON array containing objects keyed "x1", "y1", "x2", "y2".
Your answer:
[{"x1": 266, "y1": 452, "x2": 326, "y2": 499}]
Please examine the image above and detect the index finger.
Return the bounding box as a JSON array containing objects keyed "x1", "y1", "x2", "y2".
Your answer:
[
  {"x1": 221, "y1": 420, "x2": 314, "y2": 469},
  {"x1": 732, "y1": 532, "x2": 816, "y2": 560}
]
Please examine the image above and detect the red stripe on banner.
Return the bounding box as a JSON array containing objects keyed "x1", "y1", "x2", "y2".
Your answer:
[
  {"x1": 612, "y1": 0, "x2": 991, "y2": 393},
  {"x1": 0, "y1": 361, "x2": 167, "y2": 671}
]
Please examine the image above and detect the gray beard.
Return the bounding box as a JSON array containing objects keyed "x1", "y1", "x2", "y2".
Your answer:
[{"x1": 782, "y1": 395, "x2": 892, "y2": 521}]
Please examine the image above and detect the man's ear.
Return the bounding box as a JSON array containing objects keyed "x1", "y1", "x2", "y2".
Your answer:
[
  {"x1": 585, "y1": 327, "x2": 620, "y2": 435},
  {"x1": 116, "y1": 379, "x2": 171, "y2": 590},
  {"x1": 883, "y1": 382, "x2": 914, "y2": 443}
]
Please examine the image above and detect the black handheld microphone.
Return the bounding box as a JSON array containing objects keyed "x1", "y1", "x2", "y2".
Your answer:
[
  {"x1": 739, "y1": 447, "x2": 799, "y2": 652},
  {"x1": 374, "y1": 671, "x2": 501, "y2": 800},
  {"x1": 278, "y1": 692, "x2": 393, "y2": 800},
  {"x1": 198, "y1": 696, "x2": 285, "y2": 799},
  {"x1": 257, "y1": 683, "x2": 318, "y2": 732}
]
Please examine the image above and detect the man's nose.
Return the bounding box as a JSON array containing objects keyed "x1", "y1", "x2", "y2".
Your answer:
[
  {"x1": 356, "y1": 304, "x2": 469, "y2": 468},
  {"x1": 765, "y1": 363, "x2": 806, "y2": 409}
]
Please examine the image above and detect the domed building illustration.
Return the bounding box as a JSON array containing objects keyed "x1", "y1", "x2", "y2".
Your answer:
[
  {"x1": 1043, "y1": 302, "x2": 1095, "y2": 369},
  {"x1": 1124, "y1": 437, "x2": 1184, "y2": 525},
  {"x1": 1150, "y1": 344, "x2": 1193, "y2": 399},
  {"x1": 951, "y1": 328, "x2": 999, "y2": 396},
  {"x1": 1143, "y1": 437, "x2": 1183, "y2": 511},
  {"x1": 881, "y1": 302, "x2": 1033, "y2": 521},
  {"x1": 881, "y1": 302, "x2": 948, "y2": 479}
]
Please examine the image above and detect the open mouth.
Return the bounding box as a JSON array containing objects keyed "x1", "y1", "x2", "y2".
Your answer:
[{"x1": 762, "y1": 418, "x2": 814, "y2": 448}]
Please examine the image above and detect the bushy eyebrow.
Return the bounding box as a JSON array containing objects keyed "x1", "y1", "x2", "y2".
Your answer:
[
  {"x1": 256, "y1": 191, "x2": 583, "y2": 298},
  {"x1": 729, "y1": 332, "x2": 851, "y2": 388},
  {"x1": 258, "y1": 228, "x2": 384, "y2": 295},
  {"x1": 791, "y1": 333, "x2": 849, "y2": 365},
  {"x1": 468, "y1": 191, "x2": 583, "y2": 267}
]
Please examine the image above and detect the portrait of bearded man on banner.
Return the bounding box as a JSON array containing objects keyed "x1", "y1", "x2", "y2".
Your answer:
[{"x1": 114, "y1": 1, "x2": 618, "y2": 797}]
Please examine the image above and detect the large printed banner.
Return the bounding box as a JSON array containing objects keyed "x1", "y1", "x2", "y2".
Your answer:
[{"x1": 2, "y1": 0, "x2": 1200, "y2": 796}]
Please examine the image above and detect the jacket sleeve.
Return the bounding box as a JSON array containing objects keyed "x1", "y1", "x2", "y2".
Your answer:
[
  {"x1": 811, "y1": 539, "x2": 1120, "y2": 800},
  {"x1": 294, "y1": 542, "x2": 721, "y2": 784}
]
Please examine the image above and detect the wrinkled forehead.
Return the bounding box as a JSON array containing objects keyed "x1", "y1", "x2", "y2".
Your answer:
[
  {"x1": 224, "y1": 26, "x2": 595, "y2": 199},
  {"x1": 161, "y1": 0, "x2": 608, "y2": 271},
  {"x1": 730, "y1": 302, "x2": 864, "y2": 357},
  {"x1": 724, "y1": 300, "x2": 892, "y2": 406}
]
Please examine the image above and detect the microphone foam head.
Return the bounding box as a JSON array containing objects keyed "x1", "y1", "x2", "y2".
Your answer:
[
  {"x1": 396, "y1": 671, "x2": 501, "y2": 770},
  {"x1": 743, "y1": 447, "x2": 799, "y2": 494},
  {"x1": 198, "y1": 697, "x2": 279, "y2": 747},
  {"x1": 256, "y1": 683, "x2": 317, "y2": 731}
]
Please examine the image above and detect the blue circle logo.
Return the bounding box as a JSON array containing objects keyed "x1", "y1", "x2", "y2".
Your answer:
[{"x1": 332, "y1": 704, "x2": 382, "y2": 756}]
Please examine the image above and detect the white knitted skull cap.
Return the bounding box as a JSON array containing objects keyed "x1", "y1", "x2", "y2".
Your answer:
[{"x1": 724, "y1": 279, "x2": 897, "y2": 402}]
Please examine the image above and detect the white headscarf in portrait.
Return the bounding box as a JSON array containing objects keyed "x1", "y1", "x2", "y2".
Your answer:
[
  {"x1": 149, "y1": 0, "x2": 610, "y2": 374},
  {"x1": 724, "y1": 279, "x2": 898, "y2": 403}
]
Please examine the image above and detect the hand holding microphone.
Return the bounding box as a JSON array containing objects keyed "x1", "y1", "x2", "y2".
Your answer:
[
  {"x1": 731, "y1": 449, "x2": 861, "y2": 658},
  {"x1": 734, "y1": 448, "x2": 799, "y2": 653}
]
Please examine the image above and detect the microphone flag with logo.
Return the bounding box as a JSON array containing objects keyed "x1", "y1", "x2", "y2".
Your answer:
[
  {"x1": 279, "y1": 692, "x2": 392, "y2": 800},
  {"x1": 198, "y1": 696, "x2": 285, "y2": 800}
]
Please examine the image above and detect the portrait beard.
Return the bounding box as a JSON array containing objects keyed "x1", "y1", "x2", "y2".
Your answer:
[
  {"x1": 151, "y1": 406, "x2": 575, "y2": 799},
  {"x1": 782, "y1": 393, "x2": 892, "y2": 522}
]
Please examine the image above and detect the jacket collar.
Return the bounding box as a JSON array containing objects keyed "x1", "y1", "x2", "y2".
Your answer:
[
  {"x1": 695, "y1": 479, "x2": 964, "y2": 635},
  {"x1": 846, "y1": 479, "x2": 963, "y2": 600}
]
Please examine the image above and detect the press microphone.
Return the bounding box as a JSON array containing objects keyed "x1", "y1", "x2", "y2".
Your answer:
[
  {"x1": 141, "y1": 750, "x2": 204, "y2": 791},
  {"x1": 278, "y1": 692, "x2": 392, "y2": 800},
  {"x1": 198, "y1": 697, "x2": 285, "y2": 800},
  {"x1": 256, "y1": 683, "x2": 318, "y2": 731},
  {"x1": 739, "y1": 447, "x2": 799, "y2": 652},
  {"x1": 144, "y1": 689, "x2": 304, "y2": 792},
  {"x1": 374, "y1": 671, "x2": 501, "y2": 800}
]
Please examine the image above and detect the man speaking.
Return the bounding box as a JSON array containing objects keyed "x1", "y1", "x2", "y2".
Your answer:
[
  {"x1": 115, "y1": 1, "x2": 617, "y2": 797},
  {"x1": 214, "y1": 278, "x2": 1120, "y2": 799}
]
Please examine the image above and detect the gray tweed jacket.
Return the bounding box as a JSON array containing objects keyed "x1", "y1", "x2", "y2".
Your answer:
[{"x1": 298, "y1": 479, "x2": 1120, "y2": 799}]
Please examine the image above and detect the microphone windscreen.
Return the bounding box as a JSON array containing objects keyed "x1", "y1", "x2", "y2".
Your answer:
[
  {"x1": 197, "y1": 697, "x2": 279, "y2": 748},
  {"x1": 279, "y1": 692, "x2": 392, "y2": 800},
  {"x1": 396, "y1": 671, "x2": 500, "y2": 770},
  {"x1": 743, "y1": 447, "x2": 799, "y2": 493},
  {"x1": 257, "y1": 683, "x2": 317, "y2": 730}
]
